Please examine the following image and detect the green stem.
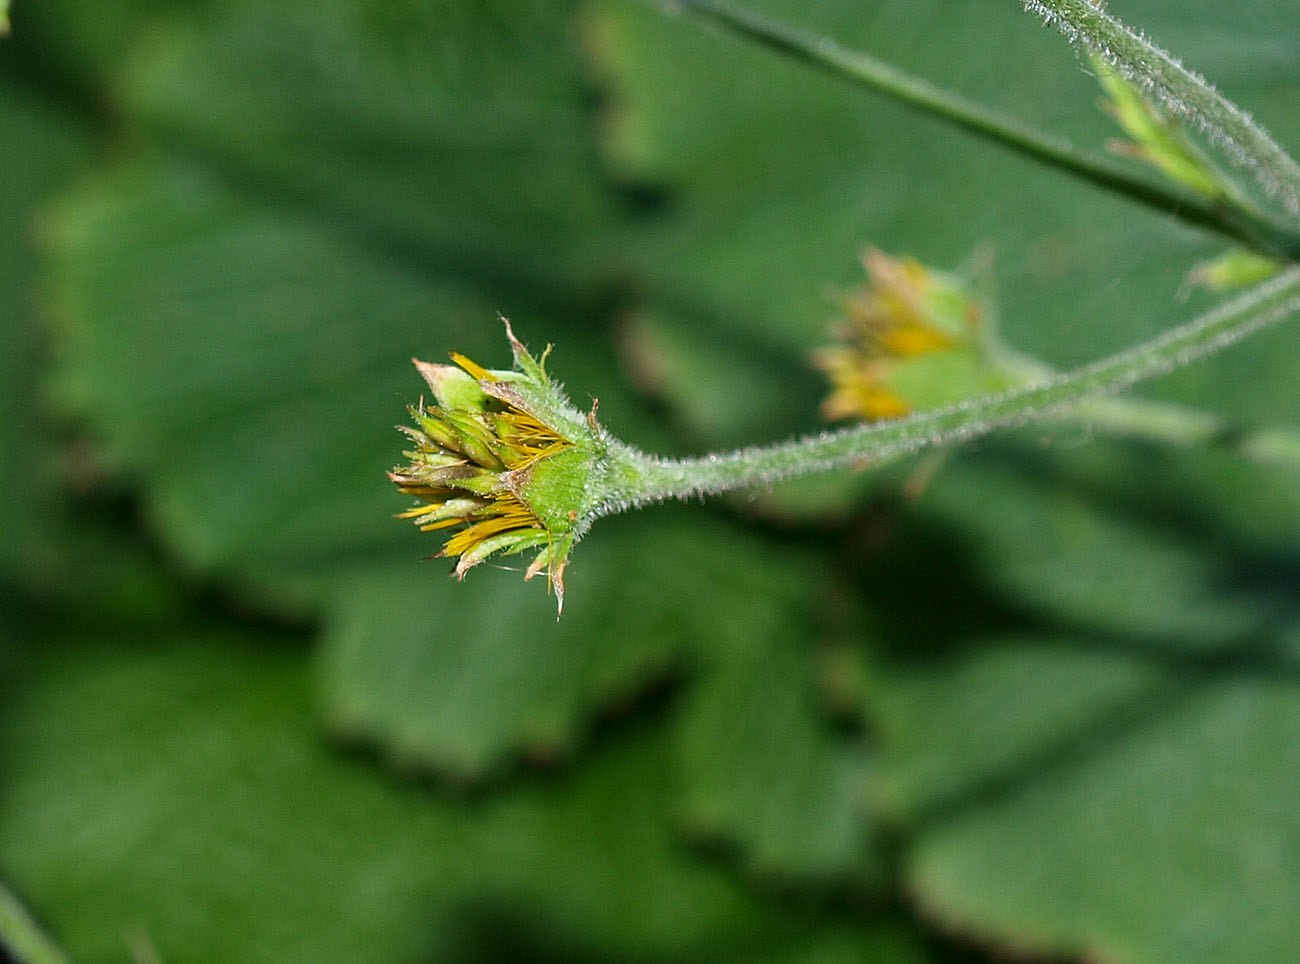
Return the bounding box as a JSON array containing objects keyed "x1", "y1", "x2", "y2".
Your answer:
[
  {"x1": 1027, "y1": 0, "x2": 1300, "y2": 221},
  {"x1": 604, "y1": 268, "x2": 1300, "y2": 507},
  {"x1": 0, "y1": 884, "x2": 73, "y2": 964},
  {"x1": 650, "y1": 0, "x2": 1300, "y2": 260},
  {"x1": 989, "y1": 341, "x2": 1300, "y2": 465},
  {"x1": 1072, "y1": 395, "x2": 1300, "y2": 466}
]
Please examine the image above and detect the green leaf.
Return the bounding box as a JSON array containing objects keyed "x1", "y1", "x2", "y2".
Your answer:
[
  {"x1": 672, "y1": 560, "x2": 880, "y2": 885},
  {"x1": 46, "y1": 162, "x2": 494, "y2": 602},
  {"x1": 0, "y1": 619, "x2": 933, "y2": 964},
  {"x1": 856, "y1": 450, "x2": 1300, "y2": 964},
  {"x1": 37, "y1": 1, "x2": 1300, "y2": 956},
  {"x1": 38, "y1": 13, "x2": 894, "y2": 905},
  {"x1": 41, "y1": 0, "x2": 638, "y2": 599},
  {"x1": 0, "y1": 86, "x2": 189, "y2": 627},
  {"x1": 617, "y1": 308, "x2": 824, "y2": 452},
  {"x1": 0, "y1": 85, "x2": 93, "y2": 586},
  {"x1": 0, "y1": 0, "x2": 195, "y2": 97},
  {"x1": 316, "y1": 512, "x2": 706, "y2": 779},
  {"x1": 591, "y1": 6, "x2": 1300, "y2": 927},
  {"x1": 119, "y1": 0, "x2": 617, "y2": 284}
]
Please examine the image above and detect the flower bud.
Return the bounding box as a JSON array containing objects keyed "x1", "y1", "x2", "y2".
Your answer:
[
  {"x1": 390, "y1": 319, "x2": 603, "y2": 614},
  {"x1": 1092, "y1": 56, "x2": 1226, "y2": 201},
  {"x1": 812, "y1": 249, "x2": 1016, "y2": 421}
]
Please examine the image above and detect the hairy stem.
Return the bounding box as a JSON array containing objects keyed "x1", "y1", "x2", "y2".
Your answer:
[
  {"x1": 994, "y1": 342, "x2": 1300, "y2": 466},
  {"x1": 1027, "y1": 0, "x2": 1300, "y2": 220},
  {"x1": 606, "y1": 268, "x2": 1300, "y2": 506},
  {"x1": 1073, "y1": 395, "x2": 1300, "y2": 465},
  {"x1": 649, "y1": 0, "x2": 1300, "y2": 259},
  {"x1": 0, "y1": 885, "x2": 73, "y2": 964}
]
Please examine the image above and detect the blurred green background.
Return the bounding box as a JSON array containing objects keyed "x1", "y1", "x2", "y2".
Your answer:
[{"x1": 4, "y1": 1, "x2": 1300, "y2": 962}]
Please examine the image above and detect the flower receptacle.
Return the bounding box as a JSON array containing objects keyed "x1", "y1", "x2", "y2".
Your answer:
[{"x1": 390, "y1": 319, "x2": 610, "y2": 615}]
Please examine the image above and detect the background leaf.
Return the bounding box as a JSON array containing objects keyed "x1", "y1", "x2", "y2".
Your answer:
[
  {"x1": 0, "y1": 607, "x2": 932, "y2": 964},
  {"x1": 849, "y1": 447, "x2": 1300, "y2": 963},
  {"x1": 0, "y1": 77, "x2": 93, "y2": 590},
  {"x1": 591, "y1": 3, "x2": 1300, "y2": 960},
  {"x1": 8, "y1": 0, "x2": 1300, "y2": 960}
]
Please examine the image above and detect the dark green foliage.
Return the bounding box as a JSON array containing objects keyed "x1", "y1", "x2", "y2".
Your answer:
[{"x1": 3, "y1": 1, "x2": 1300, "y2": 962}]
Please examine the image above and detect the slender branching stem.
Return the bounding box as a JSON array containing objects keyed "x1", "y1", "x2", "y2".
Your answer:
[
  {"x1": 650, "y1": 0, "x2": 1300, "y2": 260},
  {"x1": 1071, "y1": 395, "x2": 1300, "y2": 466},
  {"x1": 0, "y1": 885, "x2": 73, "y2": 964},
  {"x1": 1027, "y1": 0, "x2": 1300, "y2": 221},
  {"x1": 603, "y1": 268, "x2": 1300, "y2": 508}
]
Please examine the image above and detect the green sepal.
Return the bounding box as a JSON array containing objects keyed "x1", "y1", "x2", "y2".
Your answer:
[
  {"x1": 1093, "y1": 55, "x2": 1225, "y2": 200},
  {"x1": 408, "y1": 405, "x2": 507, "y2": 471},
  {"x1": 393, "y1": 461, "x2": 500, "y2": 496},
  {"x1": 435, "y1": 468, "x2": 502, "y2": 497},
  {"x1": 510, "y1": 445, "x2": 600, "y2": 536},
  {"x1": 526, "y1": 536, "x2": 573, "y2": 579},
  {"x1": 409, "y1": 406, "x2": 467, "y2": 454},
  {"x1": 502, "y1": 315, "x2": 551, "y2": 385},
  {"x1": 413, "y1": 359, "x2": 493, "y2": 412},
  {"x1": 882, "y1": 349, "x2": 1020, "y2": 414},
  {"x1": 398, "y1": 448, "x2": 467, "y2": 472},
  {"x1": 1188, "y1": 248, "x2": 1283, "y2": 291},
  {"x1": 411, "y1": 496, "x2": 489, "y2": 525},
  {"x1": 440, "y1": 410, "x2": 507, "y2": 470},
  {"x1": 452, "y1": 526, "x2": 550, "y2": 577},
  {"x1": 482, "y1": 378, "x2": 593, "y2": 446}
]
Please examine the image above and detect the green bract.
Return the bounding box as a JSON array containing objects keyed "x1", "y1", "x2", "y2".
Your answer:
[{"x1": 390, "y1": 319, "x2": 612, "y2": 615}]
